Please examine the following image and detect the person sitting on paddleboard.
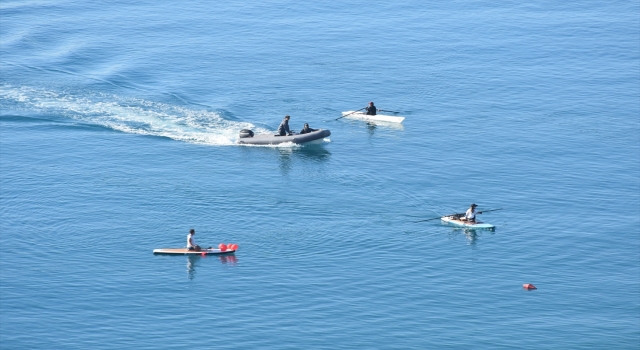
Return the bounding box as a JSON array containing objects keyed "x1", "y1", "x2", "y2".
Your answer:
[
  {"x1": 463, "y1": 204, "x2": 482, "y2": 222},
  {"x1": 365, "y1": 102, "x2": 377, "y2": 115},
  {"x1": 277, "y1": 115, "x2": 293, "y2": 136},
  {"x1": 299, "y1": 123, "x2": 317, "y2": 134},
  {"x1": 187, "y1": 229, "x2": 201, "y2": 251}
]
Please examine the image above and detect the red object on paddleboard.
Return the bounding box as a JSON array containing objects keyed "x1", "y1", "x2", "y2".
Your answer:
[{"x1": 523, "y1": 283, "x2": 537, "y2": 290}]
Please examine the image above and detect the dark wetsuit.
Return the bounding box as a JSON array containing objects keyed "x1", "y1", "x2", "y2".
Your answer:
[
  {"x1": 299, "y1": 126, "x2": 317, "y2": 134},
  {"x1": 277, "y1": 118, "x2": 291, "y2": 136},
  {"x1": 365, "y1": 104, "x2": 377, "y2": 115}
]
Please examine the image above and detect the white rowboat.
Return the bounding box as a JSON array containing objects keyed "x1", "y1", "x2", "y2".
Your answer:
[{"x1": 341, "y1": 111, "x2": 405, "y2": 124}]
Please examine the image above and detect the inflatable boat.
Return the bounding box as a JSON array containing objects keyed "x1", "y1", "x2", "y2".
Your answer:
[{"x1": 237, "y1": 128, "x2": 330, "y2": 145}]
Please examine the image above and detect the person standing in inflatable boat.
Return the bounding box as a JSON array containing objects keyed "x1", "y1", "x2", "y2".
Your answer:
[{"x1": 277, "y1": 115, "x2": 293, "y2": 136}]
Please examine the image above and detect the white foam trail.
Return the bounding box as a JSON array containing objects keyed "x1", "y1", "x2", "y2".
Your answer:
[{"x1": 0, "y1": 85, "x2": 270, "y2": 146}]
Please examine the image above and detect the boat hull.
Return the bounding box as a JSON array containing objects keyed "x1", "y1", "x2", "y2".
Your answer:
[
  {"x1": 342, "y1": 111, "x2": 405, "y2": 123},
  {"x1": 153, "y1": 248, "x2": 236, "y2": 255},
  {"x1": 441, "y1": 216, "x2": 495, "y2": 230},
  {"x1": 237, "y1": 129, "x2": 330, "y2": 145}
]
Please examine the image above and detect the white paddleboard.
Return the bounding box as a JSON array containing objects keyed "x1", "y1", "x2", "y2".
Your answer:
[
  {"x1": 441, "y1": 216, "x2": 495, "y2": 230},
  {"x1": 153, "y1": 248, "x2": 236, "y2": 255}
]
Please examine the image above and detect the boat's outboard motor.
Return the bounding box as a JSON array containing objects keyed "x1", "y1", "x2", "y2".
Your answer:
[{"x1": 239, "y1": 129, "x2": 254, "y2": 138}]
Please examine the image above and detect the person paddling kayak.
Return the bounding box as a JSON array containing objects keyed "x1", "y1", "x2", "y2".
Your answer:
[{"x1": 462, "y1": 204, "x2": 483, "y2": 222}]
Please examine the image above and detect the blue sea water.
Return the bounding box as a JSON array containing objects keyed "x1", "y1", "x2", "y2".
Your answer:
[{"x1": 1, "y1": 1, "x2": 639, "y2": 349}]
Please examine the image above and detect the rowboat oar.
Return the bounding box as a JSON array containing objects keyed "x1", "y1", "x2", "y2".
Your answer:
[
  {"x1": 335, "y1": 107, "x2": 366, "y2": 120},
  {"x1": 412, "y1": 217, "x2": 442, "y2": 223},
  {"x1": 412, "y1": 214, "x2": 464, "y2": 223},
  {"x1": 478, "y1": 208, "x2": 504, "y2": 214},
  {"x1": 378, "y1": 109, "x2": 400, "y2": 114}
]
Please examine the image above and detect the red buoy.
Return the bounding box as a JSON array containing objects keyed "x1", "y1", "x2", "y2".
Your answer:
[
  {"x1": 219, "y1": 243, "x2": 227, "y2": 252},
  {"x1": 523, "y1": 283, "x2": 537, "y2": 290}
]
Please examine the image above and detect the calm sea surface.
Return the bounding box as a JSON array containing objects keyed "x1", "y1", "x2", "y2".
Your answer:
[{"x1": 1, "y1": 1, "x2": 639, "y2": 349}]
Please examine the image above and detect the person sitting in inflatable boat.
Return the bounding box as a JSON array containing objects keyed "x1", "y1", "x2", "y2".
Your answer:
[{"x1": 299, "y1": 123, "x2": 318, "y2": 134}]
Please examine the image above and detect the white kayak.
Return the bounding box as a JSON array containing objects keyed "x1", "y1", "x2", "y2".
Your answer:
[
  {"x1": 341, "y1": 111, "x2": 405, "y2": 124},
  {"x1": 441, "y1": 216, "x2": 495, "y2": 230},
  {"x1": 153, "y1": 248, "x2": 236, "y2": 255}
]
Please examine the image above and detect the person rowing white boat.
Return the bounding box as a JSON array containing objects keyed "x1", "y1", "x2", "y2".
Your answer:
[
  {"x1": 462, "y1": 204, "x2": 482, "y2": 222},
  {"x1": 365, "y1": 102, "x2": 377, "y2": 115}
]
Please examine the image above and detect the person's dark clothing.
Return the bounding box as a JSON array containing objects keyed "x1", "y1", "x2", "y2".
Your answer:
[
  {"x1": 277, "y1": 118, "x2": 291, "y2": 136},
  {"x1": 365, "y1": 104, "x2": 377, "y2": 115},
  {"x1": 299, "y1": 126, "x2": 317, "y2": 134}
]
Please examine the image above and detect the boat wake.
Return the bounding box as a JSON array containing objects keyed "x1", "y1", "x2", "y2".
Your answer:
[{"x1": 0, "y1": 85, "x2": 271, "y2": 146}]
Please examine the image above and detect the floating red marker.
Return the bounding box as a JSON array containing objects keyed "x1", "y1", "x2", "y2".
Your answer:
[
  {"x1": 523, "y1": 283, "x2": 537, "y2": 290},
  {"x1": 219, "y1": 243, "x2": 227, "y2": 252}
]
